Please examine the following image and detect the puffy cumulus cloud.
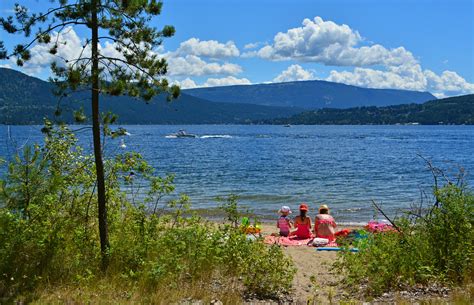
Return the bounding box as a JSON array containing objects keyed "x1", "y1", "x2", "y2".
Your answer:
[
  {"x1": 432, "y1": 92, "x2": 447, "y2": 99},
  {"x1": 273, "y1": 64, "x2": 315, "y2": 82},
  {"x1": 166, "y1": 54, "x2": 242, "y2": 76},
  {"x1": 9, "y1": 27, "x2": 129, "y2": 76},
  {"x1": 14, "y1": 27, "x2": 87, "y2": 75},
  {"x1": 248, "y1": 16, "x2": 417, "y2": 68},
  {"x1": 170, "y1": 76, "x2": 251, "y2": 89},
  {"x1": 252, "y1": 16, "x2": 474, "y2": 97},
  {"x1": 166, "y1": 38, "x2": 244, "y2": 77},
  {"x1": 9, "y1": 27, "x2": 244, "y2": 80},
  {"x1": 262, "y1": 16, "x2": 360, "y2": 60},
  {"x1": 175, "y1": 38, "x2": 239, "y2": 58},
  {"x1": 173, "y1": 77, "x2": 198, "y2": 89},
  {"x1": 203, "y1": 76, "x2": 251, "y2": 87},
  {"x1": 327, "y1": 65, "x2": 474, "y2": 97},
  {"x1": 424, "y1": 70, "x2": 474, "y2": 94},
  {"x1": 327, "y1": 67, "x2": 426, "y2": 91},
  {"x1": 244, "y1": 42, "x2": 263, "y2": 50}
]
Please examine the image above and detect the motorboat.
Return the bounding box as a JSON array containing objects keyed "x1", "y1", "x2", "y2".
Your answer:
[
  {"x1": 283, "y1": 124, "x2": 291, "y2": 127},
  {"x1": 168, "y1": 129, "x2": 197, "y2": 138}
]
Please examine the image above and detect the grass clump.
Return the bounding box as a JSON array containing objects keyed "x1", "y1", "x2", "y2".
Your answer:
[
  {"x1": 0, "y1": 125, "x2": 294, "y2": 303},
  {"x1": 337, "y1": 177, "x2": 474, "y2": 296}
]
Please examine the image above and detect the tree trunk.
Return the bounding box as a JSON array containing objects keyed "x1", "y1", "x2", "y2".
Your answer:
[{"x1": 91, "y1": 0, "x2": 110, "y2": 271}]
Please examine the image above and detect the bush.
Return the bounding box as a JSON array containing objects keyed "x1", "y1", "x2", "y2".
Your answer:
[
  {"x1": 337, "y1": 183, "x2": 474, "y2": 296},
  {"x1": 0, "y1": 125, "x2": 294, "y2": 302}
]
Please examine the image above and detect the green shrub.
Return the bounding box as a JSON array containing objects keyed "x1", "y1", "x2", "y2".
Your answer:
[
  {"x1": 0, "y1": 125, "x2": 294, "y2": 302},
  {"x1": 337, "y1": 183, "x2": 474, "y2": 296}
]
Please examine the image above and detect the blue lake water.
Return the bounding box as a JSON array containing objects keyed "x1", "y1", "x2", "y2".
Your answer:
[{"x1": 1, "y1": 125, "x2": 473, "y2": 223}]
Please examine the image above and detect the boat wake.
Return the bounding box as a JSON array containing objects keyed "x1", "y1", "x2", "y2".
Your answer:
[
  {"x1": 165, "y1": 135, "x2": 233, "y2": 139},
  {"x1": 199, "y1": 135, "x2": 233, "y2": 139}
]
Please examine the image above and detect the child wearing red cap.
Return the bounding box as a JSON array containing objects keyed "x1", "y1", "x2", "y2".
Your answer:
[{"x1": 291, "y1": 203, "x2": 312, "y2": 239}]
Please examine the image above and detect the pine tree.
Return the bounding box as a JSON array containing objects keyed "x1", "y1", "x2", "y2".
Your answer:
[{"x1": 0, "y1": 0, "x2": 179, "y2": 270}]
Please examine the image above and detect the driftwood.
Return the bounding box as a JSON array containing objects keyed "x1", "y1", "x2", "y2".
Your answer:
[{"x1": 371, "y1": 199, "x2": 402, "y2": 233}]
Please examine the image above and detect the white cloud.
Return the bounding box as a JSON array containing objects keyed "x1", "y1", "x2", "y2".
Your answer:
[
  {"x1": 273, "y1": 64, "x2": 315, "y2": 82},
  {"x1": 248, "y1": 16, "x2": 417, "y2": 68},
  {"x1": 174, "y1": 77, "x2": 198, "y2": 89},
  {"x1": 245, "y1": 15, "x2": 474, "y2": 97},
  {"x1": 432, "y1": 92, "x2": 447, "y2": 99},
  {"x1": 166, "y1": 38, "x2": 243, "y2": 77},
  {"x1": 203, "y1": 76, "x2": 251, "y2": 87},
  {"x1": 175, "y1": 38, "x2": 239, "y2": 58},
  {"x1": 327, "y1": 64, "x2": 427, "y2": 91},
  {"x1": 166, "y1": 54, "x2": 242, "y2": 76},
  {"x1": 10, "y1": 27, "x2": 129, "y2": 76},
  {"x1": 327, "y1": 65, "x2": 474, "y2": 97},
  {"x1": 10, "y1": 27, "x2": 243, "y2": 80},
  {"x1": 424, "y1": 70, "x2": 474, "y2": 95},
  {"x1": 244, "y1": 42, "x2": 263, "y2": 50},
  {"x1": 1, "y1": 9, "x2": 16, "y2": 14},
  {"x1": 15, "y1": 26, "x2": 87, "y2": 75},
  {"x1": 7, "y1": 19, "x2": 471, "y2": 97}
]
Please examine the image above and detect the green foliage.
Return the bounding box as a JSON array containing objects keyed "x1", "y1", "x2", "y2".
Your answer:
[
  {"x1": 0, "y1": 126, "x2": 294, "y2": 302},
  {"x1": 0, "y1": 125, "x2": 99, "y2": 299},
  {"x1": 0, "y1": 1, "x2": 180, "y2": 104},
  {"x1": 217, "y1": 194, "x2": 241, "y2": 228},
  {"x1": 427, "y1": 186, "x2": 474, "y2": 281},
  {"x1": 337, "y1": 183, "x2": 474, "y2": 296},
  {"x1": 240, "y1": 243, "x2": 294, "y2": 296},
  {"x1": 270, "y1": 94, "x2": 474, "y2": 125},
  {"x1": 0, "y1": 0, "x2": 182, "y2": 272}
]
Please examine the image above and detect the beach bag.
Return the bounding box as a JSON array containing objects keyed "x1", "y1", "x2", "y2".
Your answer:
[{"x1": 312, "y1": 237, "x2": 329, "y2": 247}]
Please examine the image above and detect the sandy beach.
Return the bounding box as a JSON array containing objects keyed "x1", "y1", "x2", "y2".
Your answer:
[{"x1": 254, "y1": 222, "x2": 358, "y2": 304}]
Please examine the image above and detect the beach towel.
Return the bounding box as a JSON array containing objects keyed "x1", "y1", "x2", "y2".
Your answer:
[
  {"x1": 365, "y1": 220, "x2": 396, "y2": 233},
  {"x1": 264, "y1": 235, "x2": 313, "y2": 246},
  {"x1": 316, "y1": 247, "x2": 359, "y2": 252}
]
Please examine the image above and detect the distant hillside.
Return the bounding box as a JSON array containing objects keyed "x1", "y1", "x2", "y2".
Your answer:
[
  {"x1": 184, "y1": 80, "x2": 436, "y2": 109},
  {"x1": 265, "y1": 94, "x2": 474, "y2": 125},
  {"x1": 0, "y1": 68, "x2": 302, "y2": 124}
]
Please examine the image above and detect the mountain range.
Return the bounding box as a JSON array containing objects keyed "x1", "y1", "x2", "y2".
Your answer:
[
  {"x1": 184, "y1": 80, "x2": 435, "y2": 109},
  {"x1": 0, "y1": 68, "x2": 302, "y2": 124},
  {"x1": 0, "y1": 67, "x2": 437, "y2": 125}
]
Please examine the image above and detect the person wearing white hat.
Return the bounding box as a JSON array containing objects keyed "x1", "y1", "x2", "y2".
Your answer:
[{"x1": 277, "y1": 205, "x2": 292, "y2": 237}]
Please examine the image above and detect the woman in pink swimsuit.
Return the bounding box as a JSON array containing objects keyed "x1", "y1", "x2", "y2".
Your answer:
[
  {"x1": 291, "y1": 203, "x2": 312, "y2": 239},
  {"x1": 314, "y1": 204, "x2": 337, "y2": 242}
]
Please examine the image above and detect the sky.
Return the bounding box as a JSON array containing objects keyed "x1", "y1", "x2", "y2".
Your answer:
[{"x1": 1, "y1": 0, "x2": 473, "y2": 97}]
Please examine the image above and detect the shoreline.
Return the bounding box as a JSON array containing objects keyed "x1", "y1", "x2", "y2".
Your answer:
[{"x1": 193, "y1": 208, "x2": 370, "y2": 227}]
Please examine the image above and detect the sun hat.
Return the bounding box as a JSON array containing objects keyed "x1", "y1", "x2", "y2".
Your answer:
[
  {"x1": 299, "y1": 203, "x2": 309, "y2": 211},
  {"x1": 278, "y1": 205, "x2": 292, "y2": 214},
  {"x1": 319, "y1": 204, "x2": 329, "y2": 213}
]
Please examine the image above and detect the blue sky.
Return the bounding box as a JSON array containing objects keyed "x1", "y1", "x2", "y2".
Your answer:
[{"x1": 1, "y1": 0, "x2": 473, "y2": 97}]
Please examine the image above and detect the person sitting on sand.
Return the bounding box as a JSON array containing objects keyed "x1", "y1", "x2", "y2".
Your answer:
[
  {"x1": 314, "y1": 204, "x2": 337, "y2": 242},
  {"x1": 291, "y1": 203, "x2": 312, "y2": 239},
  {"x1": 277, "y1": 205, "x2": 292, "y2": 237}
]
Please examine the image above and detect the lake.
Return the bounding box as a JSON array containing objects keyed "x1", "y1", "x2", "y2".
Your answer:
[{"x1": 1, "y1": 125, "x2": 473, "y2": 224}]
